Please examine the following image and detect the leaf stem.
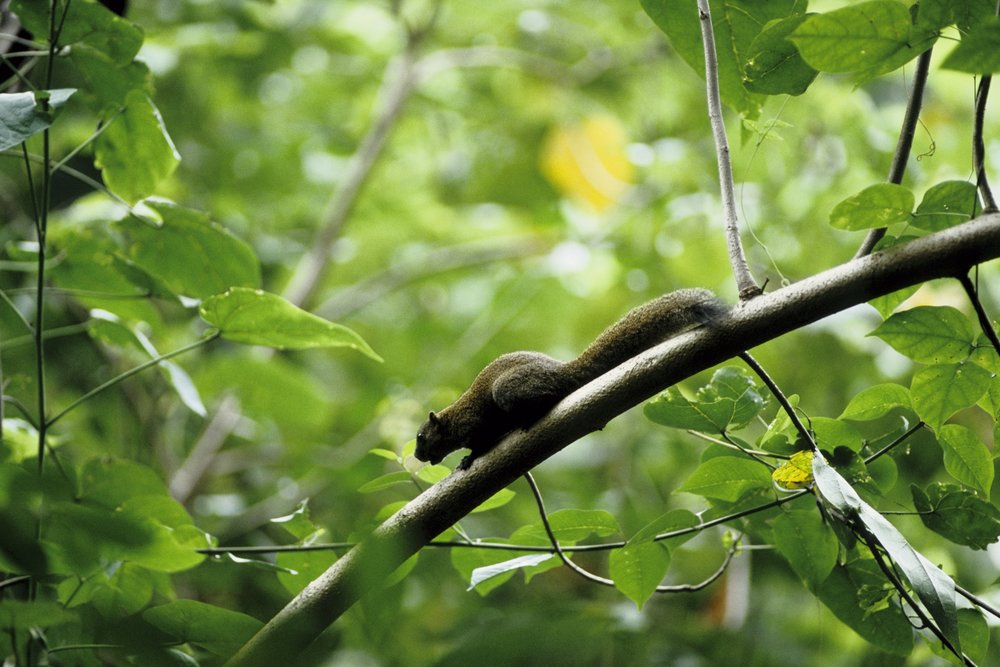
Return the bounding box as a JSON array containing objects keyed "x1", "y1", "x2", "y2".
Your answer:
[{"x1": 46, "y1": 332, "x2": 220, "y2": 428}]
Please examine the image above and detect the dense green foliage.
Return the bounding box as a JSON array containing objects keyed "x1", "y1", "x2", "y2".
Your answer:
[{"x1": 1, "y1": 0, "x2": 999, "y2": 665}]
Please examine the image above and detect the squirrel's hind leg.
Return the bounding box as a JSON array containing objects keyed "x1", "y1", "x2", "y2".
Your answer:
[{"x1": 491, "y1": 353, "x2": 575, "y2": 425}]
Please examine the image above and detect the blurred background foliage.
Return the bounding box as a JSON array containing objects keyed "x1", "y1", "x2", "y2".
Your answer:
[{"x1": 2, "y1": 0, "x2": 998, "y2": 665}]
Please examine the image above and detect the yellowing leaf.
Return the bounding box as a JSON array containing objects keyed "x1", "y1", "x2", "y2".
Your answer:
[
  {"x1": 539, "y1": 115, "x2": 634, "y2": 211},
  {"x1": 772, "y1": 450, "x2": 814, "y2": 490}
]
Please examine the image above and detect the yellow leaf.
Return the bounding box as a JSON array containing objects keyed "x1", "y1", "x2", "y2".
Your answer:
[
  {"x1": 772, "y1": 450, "x2": 814, "y2": 490},
  {"x1": 539, "y1": 115, "x2": 634, "y2": 212}
]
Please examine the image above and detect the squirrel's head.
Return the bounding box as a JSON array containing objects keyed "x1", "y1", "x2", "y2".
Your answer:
[{"x1": 415, "y1": 411, "x2": 449, "y2": 464}]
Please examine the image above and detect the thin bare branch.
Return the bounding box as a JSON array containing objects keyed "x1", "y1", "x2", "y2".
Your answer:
[{"x1": 696, "y1": 0, "x2": 759, "y2": 299}]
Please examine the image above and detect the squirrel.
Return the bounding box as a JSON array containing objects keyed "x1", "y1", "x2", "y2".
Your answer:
[{"x1": 415, "y1": 288, "x2": 725, "y2": 470}]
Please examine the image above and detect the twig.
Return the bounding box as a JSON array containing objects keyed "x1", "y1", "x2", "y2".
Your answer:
[
  {"x1": 957, "y1": 273, "x2": 1000, "y2": 354},
  {"x1": 655, "y1": 539, "x2": 738, "y2": 593},
  {"x1": 687, "y1": 429, "x2": 790, "y2": 459},
  {"x1": 957, "y1": 584, "x2": 1000, "y2": 621},
  {"x1": 0, "y1": 575, "x2": 30, "y2": 591},
  {"x1": 863, "y1": 421, "x2": 925, "y2": 464},
  {"x1": 524, "y1": 471, "x2": 739, "y2": 593},
  {"x1": 47, "y1": 332, "x2": 220, "y2": 428},
  {"x1": 738, "y1": 351, "x2": 817, "y2": 451},
  {"x1": 862, "y1": 530, "x2": 974, "y2": 666},
  {"x1": 523, "y1": 471, "x2": 615, "y2": 586},
  {"x1": 696, "y1": 0, "x2": 759, "y2": 299},
  {"x1": 855, "y1": 48, "x2": 933, "y2": 258}
]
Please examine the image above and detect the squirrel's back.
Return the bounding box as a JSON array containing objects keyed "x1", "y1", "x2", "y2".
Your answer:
[{"x1": 565, "y1": 288, "x2": 723, "y2": 384}]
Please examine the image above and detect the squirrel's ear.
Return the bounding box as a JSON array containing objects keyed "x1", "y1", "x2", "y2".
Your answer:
[{"x1": 428, "y1": 411, "x2": 440, "y2": 425}]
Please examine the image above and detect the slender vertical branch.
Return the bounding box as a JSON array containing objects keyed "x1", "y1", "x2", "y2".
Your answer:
[
  {"x1": 973, "y1": 75, "x2": 997, "y2": 213},
  {"x1": 696, "y1": 0, "x2": 760, "y2": 299},
  {"x1": 855, "y1": 48, "x2": 933, "y2": 258}
]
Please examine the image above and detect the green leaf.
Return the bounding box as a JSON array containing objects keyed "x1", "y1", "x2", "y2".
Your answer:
[
  {"x1": 678, "y1": 456, "x2": 772, "y2": 502},
  {"x1": 80, "y1": 458, "x2": 170, "y2": 509},
  {"x1": 0, "y1": 601, "x2": 74, "y2": 630},
  {"x1": 630, "y1": 509, "x2": 701, "y2": 547},
  {"x1": 867, "y1": 454, "x2": 898, "y2": 495},
  {"x1": 12, "y1": 0, "x2": 144, "y2": 65},
  {"x1": 812, "y1": 417, "x2": 863, "y2": 452},
  {"x1": 839, "y1": 383, "x2": 911, "y2": 421},
  {"x1": 94, "y1": 89, "x2": 180, "y2": 203},
  {"x1": 645, "y1": 367, "x2": 764, "y2": 432},
  {"x1": 942, "y1": 16, "x2": 1000, "y2": 73},
  {"x1": 200, "y1": 287, "x2": 382, "y2": 359},
  {"x1": 0, "y1": 89, "x2": 76, "y2": 151},
  {"x1": 92, "y1": 562, "x2": 155, "y2": 617},
  {"x1": 0, "y1": 418, "x2": 37, "y2": 464},
  {"x1": 71, "y1": 45, "x2": 152, "y2": 106},
  {"x1": 645, "y1": 387, "x2": 726, "y2": 431},
  {"x1": 694, "y1": 367, "x2": 767, "y2": 429},
  {"x1": 871, "y1": 306, "x2": 976, "y2": 364},
  {"x1": 867, "y1": 236, "x2": 921, "y2": 317},
  {"x1": 357, "y1": 471, "x2": 412, "y2": 493},
  {"x1": 609, "y1": 541, "x2": 671, "y2": 610},
  {"x1": 143, "y1": 600, "x2": 264, "y2": 658},
  {"x1": 791, "y1": 2, "x2": 935, "y2": 76},
  {"x1": 743, "y1": 14, "x2": 818, "y2": 96},
  {"x1": 912, "y1": 483, "x2": 1000, "y2": 550},
  {"x1": 471, "y1": 488, "x2": 516, "y2": 514},
  {"x1": 270, "y1": 501, "x2": 319, "y2": 541},
  {"x1": 816, "y1": 558, "x2": 914, "y2": 656},
  {"x1": 116, "y1": 199, "x2": 261, "y2": 299},
  {"x1": 813, "y1": 453, "x2": 962, "y2": 655},
  {"x1": 911, "y1": 362, "x2": 992, "y2": 431},
  {"x1": 772, "y1": 508, "x2": 838, "y2": 591},
  {"x1": 828, "y1": 183, "x2": 914, "y2": 231},
  {"x1": 640, "y1": 0, "x2": 798, "y2": 118},
  {"x1": 948, "y1": 609, "x2": 990, "y2": 665},
  {"x1": 276, "y1": 548, "x2": 337, "y2": 595},
  {"x1": 912, "y1": 181, "x2": 978, "y2": 231},
  {"x1": 46, "y1": 227, "x2": 161, "y2": 323},
  {"x1": 937, "y1": 424, "x2": 994, "y2": 497},
  {"x1": 510, "y1": 509, "x2": 620, "y2": 544}
]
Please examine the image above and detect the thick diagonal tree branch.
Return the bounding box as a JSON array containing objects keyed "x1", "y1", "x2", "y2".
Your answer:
[{"x1": 227, "y1": 214, "x2": 1000, "y2": 667}]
